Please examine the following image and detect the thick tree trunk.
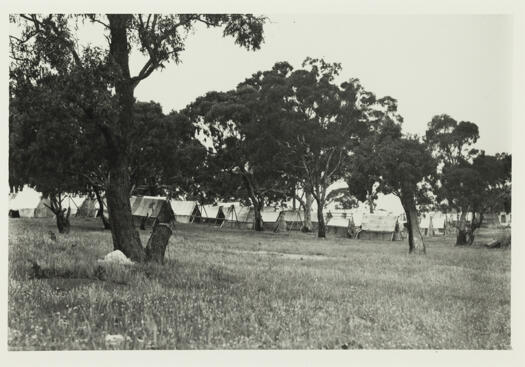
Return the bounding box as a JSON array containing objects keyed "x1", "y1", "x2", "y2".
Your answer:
[
  {"x1": 400, "y1": 195, "x2": 425, "y2": 254},
  {"x1": 301, "y1": 191, "x2": 313, "y2": 232},
  {"x1": 106, "y1": 158, "x2": 145, "y2": 262},
  {"x1": 317, "y1": 203, "x2": 326, "y2": 238},
  {"x1": 145, "y1": 223, "x2": 172, "y2": 264},
  {"x1": 104, "y1": 15, "x2": 145, "y2": 262}
]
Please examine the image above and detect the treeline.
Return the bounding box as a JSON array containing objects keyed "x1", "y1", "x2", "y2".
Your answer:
[{"x1": 9, "y1": 15, "x2": 511, "y2": 263}]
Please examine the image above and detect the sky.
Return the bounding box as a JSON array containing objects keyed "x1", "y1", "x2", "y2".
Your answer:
[
  {"x1": 8, "y1": 14, "x2": 514, "y2": 211},
  {"x1": 129, "y1": 14, "x2": 513, "y2": 155}
]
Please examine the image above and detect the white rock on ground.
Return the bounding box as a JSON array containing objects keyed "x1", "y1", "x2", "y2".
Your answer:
[{"x1": 97, "y1": 250, "x2": 134, "y2": 265}]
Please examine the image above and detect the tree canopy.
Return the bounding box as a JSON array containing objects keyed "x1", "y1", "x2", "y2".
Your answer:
[{"x1": 10, "y1": 14, "x2": 267, "y2": 262}]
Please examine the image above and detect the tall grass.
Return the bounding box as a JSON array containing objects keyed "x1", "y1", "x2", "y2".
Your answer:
[{"x1": 8, "y1": 218, "x2": 510, "y2": 350}]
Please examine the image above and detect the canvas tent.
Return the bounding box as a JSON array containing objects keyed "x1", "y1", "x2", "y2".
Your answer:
[
  {"x1": 60, "y1": 195, "x2": 85, "y2": 216},
  {"x1": 276, "y1": 209, "x2": 303, "y2": 232},
  {"x1": 76, "y1": 197, "x2": 99, "y2": 217},
  {"x1": 130, "y1": 196, "x2": 174, "y2": 229},
  {"x1": 326, "y1": 215, "x2": 350, "y2": 237},
  {"x1": 357, "y1": 213, "x2": 403, "y2": 241},
  {"x1": 8, "y1": 187, "x2": 53, "y2": 218},
  {"x1": 261, "y1": 207, "x2": 281, "y2": 231},
  {"x1": 200, "y1": 204, "x2": 226, "y2": 225},
  {"x1": 219, "y1": 202, "x2": 242, "y2": 228},
  {"x1": 419, "y1": 213, "x2": 434, "y2": 236},
  {"x1": 236, "y1": 206, "x2": 256, "y2": 229},
  {"x1": 170, "y1": 200, "x2": 200, "y2": 223},
  {"x1": 430, "y1": 212, "x2": 446, "y2": 235}
]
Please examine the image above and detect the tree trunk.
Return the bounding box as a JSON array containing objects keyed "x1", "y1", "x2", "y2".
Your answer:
[
  {"x1": 106, "y1": 158, "x2": 145, "y2": 262},
  {"x1": 455, "y1": 212, "x2": 470, "y2": 246},
  {"x1": 104, "y1": 15, "x2": 145, "y2": 262},
  {"x1": 301, "y1": 191, "x2": 313, "y2": 232},
  {"x1": 253, "y1": 202, "x2": 263, "y2": 231},
  {"x1": 145, "y1": 223, "x2": 172, "y2": 264},
  {"x1": 94, "y1": 188, "x2": 111, "y2": 230},
  {"x1": 48, "y1": 195, "x2": 70, "y2": 234},
  {"x1": 316, "y1": 203, "x2": 326, "y2": 238},
  {"x1": 55, "y1": 207, "x2": 71, "y2": 234},
  {"x1": 367, "y1": 192, "x2": 374, "y2": 214},
  {"x1": 400, "y1": 195, "x2": 425, "y2": 254}
]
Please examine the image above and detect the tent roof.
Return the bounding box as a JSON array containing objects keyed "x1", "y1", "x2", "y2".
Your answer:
[
  {"x1": 361, "y1": 213, "x2": 398, "y2": 232},
  {"x1": 261, "y1": 207, "x2": 281, "y2": 223},
  {"x1": 432, "y1": 214, "x2": 446, "y2": 229},
  {"x1": 327, "y1": 216, "x2": 349, "y2": 228},
  {"x1": 328, "y1": 209, "x2": 353, "y2": 218},
  {"x1": 9, "y1": 186, "x2": 42, "y2": 210},
  {"x1": 201, "y1": 204, "x2": 223, "y2": 219},
  {"x1": 131, "y1": 196, "x2": 169, "y2": 218},
  {"x1": 170, "y1": 200, "x2": 198, "y2": 216},
  {"x1": 280, "y1": 209, "x2": 302, "y2": 221},
  {"x1": 236, "y1": 206, "x2": 254, "y2": 223},
  {"x1": 419, "y1": 214, "x2": 431, "y2": 229}
]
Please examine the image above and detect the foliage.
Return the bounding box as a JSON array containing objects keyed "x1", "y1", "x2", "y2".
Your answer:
[
  {"x1": 10, "y1": 14, "x2": 266, "y2": 258},
  {"x1": 375, "y1": 135, "x2": 436, "y2": 203},
  {"x1": 185, "y1": 62, "x2": 297, "y2": 210},
  {"x1": 342, "y1": 109, "x2": 403, "y2": 210},
  {"x1": 129, "y1": 102, "x2": 207, "y2": 197}
]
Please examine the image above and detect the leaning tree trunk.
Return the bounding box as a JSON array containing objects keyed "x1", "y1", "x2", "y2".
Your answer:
[
  {"x1": 104, "y1": 14, "x2": 145, "y2": 262},
  {"x1": 317, "y1": 204, "x2": 326, "y2": 238},
  {"x1": 401, "y1": 195, "x2": 425, "y2": 254},
  {"x1": 301, "y1": 191, "x2": 313, "y2": 232},
  {"x1": 145, "y1": 223, "x2": 172, "y2": 264}
]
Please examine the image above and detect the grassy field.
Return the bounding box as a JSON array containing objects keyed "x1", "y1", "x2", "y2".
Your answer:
[{"x1": 8, "y1": 217, "x2": 511, "y2": 350}]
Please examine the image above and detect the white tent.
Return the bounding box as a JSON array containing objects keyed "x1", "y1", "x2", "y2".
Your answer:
[
  {"x1": 326, "y1": 215, "x2": 350, "y2": 237},
  {"x1": 62, "y1": 195, "x2": 86, "y2": 216},
  {"x1": 419, "y1": 213, "x2": 431, "y2": 229},
  {"x1": 261, "y1": 207, "x2": 280, "y2": 229},
  {"x1": 8, "y1": 186, "x2": 52, "y2": 217},
  {"x1": 130, "y1": 196, "x2": 174, "y2": 228},
  {"x1": 236, "y1": 206, "x2": 255, "y2": 229},
  {"x1": 200, "y1": 204, "x2": 226, "y2": 225},
  {"x1": 358, "y1": 213, "x2": 403, "y2": 241},
  {"x1": 220, "y1": 203, "x2": 243, "y2": 228},
  {"x1": 170, "y1": 200, "x2": 200, "y2": 223}
]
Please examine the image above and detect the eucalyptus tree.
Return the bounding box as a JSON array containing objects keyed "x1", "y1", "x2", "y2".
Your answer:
[
  {"x1": 185, "y1": 62, "x2": 296, "y2": 230},
  {"x1": 10, "y1": 14, "x2": 266, "y2": 262},
  {"x1": 424, "y1": 114, "x2": 511, "y2": 245}
]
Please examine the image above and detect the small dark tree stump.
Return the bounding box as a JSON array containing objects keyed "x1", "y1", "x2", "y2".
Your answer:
[{"x1": 145, "y1": 223, "x2": 173, "y2": 264}]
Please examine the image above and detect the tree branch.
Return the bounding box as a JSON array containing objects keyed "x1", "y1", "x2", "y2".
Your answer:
[{"x1": 19, "y1": 14, "x2": 83, "y2": 67}]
